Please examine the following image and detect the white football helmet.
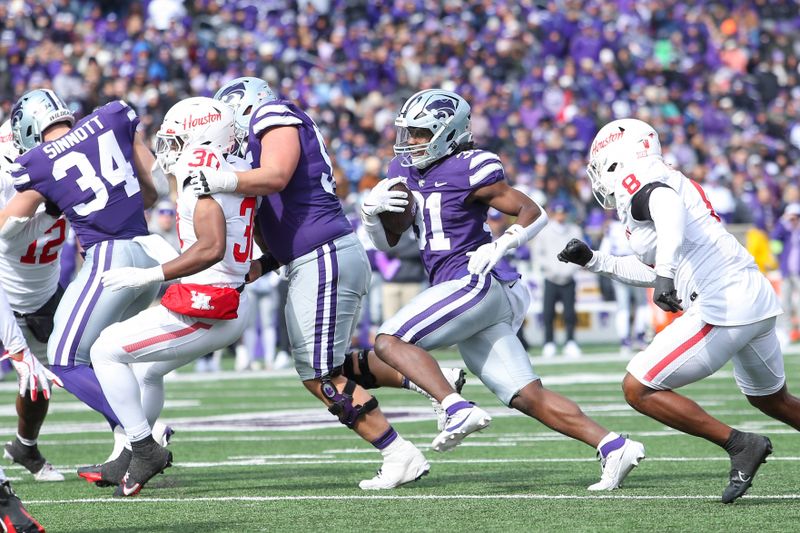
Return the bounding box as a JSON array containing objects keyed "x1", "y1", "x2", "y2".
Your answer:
[
  {"x1": 213, "y1": 77, "x2": 277, "y2": 155},
  {"x1": 155, "y1": 97, "x2": 236, "y2": 174},
  {"x1": 10, "y1": 89, "x2": 75, "y2": 153},
  {"x1": 394, "y1": 89, "x2": 472, "y2": 169},
  {"x1": 587, "y1": 118, "x2": 662, "y2": 209},
  {"x1": 0, "y1": 120, "x2": 19, "y2": 170}
]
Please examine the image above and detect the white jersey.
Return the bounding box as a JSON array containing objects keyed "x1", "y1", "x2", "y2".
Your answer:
[
  {"x1": 0, "y1": 164, "x2": 65, "y2": 314},
  {"x1": 618, "y1": 159, "x2": 781, "y2": 326},
  {"x1": 172, "y1": 146, "x2": 254, "y2": 287}
]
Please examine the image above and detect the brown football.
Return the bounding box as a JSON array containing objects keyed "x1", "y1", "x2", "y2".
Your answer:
[{"x1": 379, "y1": 181, "x2": 416, "y2": 235}]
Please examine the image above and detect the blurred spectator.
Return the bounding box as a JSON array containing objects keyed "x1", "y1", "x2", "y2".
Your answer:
[
  {"x1": 771, "y1": 203, "x2": 800, "y2": 341},
  {"x1": 532, "y1": 200, "x2": 583, "y2": 358},
  {"x1": 148, "y1": 199, "x2": 180, "y2": 252},
  {"x1": 376, "y1": 230, "x2": 426, "y2": 324}
]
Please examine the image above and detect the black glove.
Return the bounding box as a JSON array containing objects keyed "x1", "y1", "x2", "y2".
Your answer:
[
  {"x1": 44, "y1": 200, "x2": 62, "y2": 217},
  {"x1": 654, "y1": 275, "x2": 683, "y2": 312},
  {"x1": 557, "y1": 238, "x2": 594, "y2": 266}
]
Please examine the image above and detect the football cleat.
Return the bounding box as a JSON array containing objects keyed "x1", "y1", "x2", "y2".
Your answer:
[
  {"x1": 588, "y1": 437, "x2": 645, "y2": 491},
  {"x1": 431, "y1": 402, "x2": 491, "y2": 452},
  {"x1": 4, "y1": 440, "x2": 64, "y2": 482},
  {"x1": 431, "y1": 368, "x2": 467, "y2": 431},
  {"x1": 722, "y1": 434, "x2": 772, "y2": 504},
  {"x1": 0, "y1": 481, "x2": 44, "y2": 533},
  {"x1": 114, "y1": 443, "x2": 172, "y2": 497},
  {"x1": 359, "y1": 440, "x2": 430, "y2": 490},
  {"x1": 78, "y1": 448, "x2": 132, "y2": 487}
]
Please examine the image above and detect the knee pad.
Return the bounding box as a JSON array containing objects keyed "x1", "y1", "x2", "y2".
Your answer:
[
  {"x1": 320, "y1": 379, "x2": 378, "y2": 429},
  {"x1": 341, "y1": 349, "x2": 378, "y2": 389}
]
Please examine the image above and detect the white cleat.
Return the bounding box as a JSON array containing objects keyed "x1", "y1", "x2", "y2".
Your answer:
[
  {"x1": 588, "y1": 438, "x2": 645, "y2": 491},
  {"x1": 33, "y1": 462, "x2": 65, "y2": 482},
  {"x1": 432, "y1": 368, "x2": 467, "y2": 431},
  {"x1": 431, "y1": 404, "x2": 492, "y2": 452},
  {"x1": 359, "y1": 440, "x2": 430, "y2": 490}
]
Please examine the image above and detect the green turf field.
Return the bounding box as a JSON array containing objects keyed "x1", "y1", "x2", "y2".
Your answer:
[{"x1": 5, "y1": 346, "x2": 800, "y2": 532}]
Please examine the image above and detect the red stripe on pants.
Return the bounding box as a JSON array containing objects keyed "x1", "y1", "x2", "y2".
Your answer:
[
  {"x1": 644, "y1": 323, "x2": 714, "y2": 381},
  {"x1": 123, "y1": 322, "x2": 212, "y2": 354}
]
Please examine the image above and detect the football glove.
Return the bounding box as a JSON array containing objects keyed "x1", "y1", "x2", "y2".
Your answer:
[
  {"x1": 101, "y1": 266, "x2": 165, "y2": 292},
  {"x1": 467, "y1": 232, "x2": 516, "y2": 276},
  {"x1": 654, "y1": 275, "x2": 683, "y2": 312},
  {"x1": 557, "y1": 238, "x2": 594, "y2": 266},
  {"x1": 1, "y1": 348, "x2": 63, "y2": 401},
  {"x1": 190, "y1": 168, "x2": 239, "y2": 196},
  {"x1": 361, "y1": 177, "x2": 409, "y2": 217}
]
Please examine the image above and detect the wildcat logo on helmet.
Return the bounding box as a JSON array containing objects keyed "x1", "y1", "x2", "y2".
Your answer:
[
  {"x1": 217, "y1": 82, "x2": 247, "y2": 105},
  {"x1": 425, "y1": 97, "x2": 457, "y2": 120},
  {"x1": 182, "y1": 112, "x2": 222, "y2": 130}
]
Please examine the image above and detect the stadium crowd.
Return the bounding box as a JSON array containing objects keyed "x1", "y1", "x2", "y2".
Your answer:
[{"x1": 1, "y1": 0, "x2": 800, "y2": 348}]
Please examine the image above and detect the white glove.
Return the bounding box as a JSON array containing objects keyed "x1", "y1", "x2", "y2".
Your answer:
[
  {"x1": 189, "y1": 168, "x2": 239, "y2": 196},
  {"x1": 1, "y1": 348, "x2": 63, "y2": 401},
  {"x1": 101, "y1": 266, "x2": 165, "y2": 291},
  {"x1": 361, "y1": 177, "x2": 409, "y2": 217},
  {"x1": 467, "y1": 233, "x2": 516, "y2": 276}
]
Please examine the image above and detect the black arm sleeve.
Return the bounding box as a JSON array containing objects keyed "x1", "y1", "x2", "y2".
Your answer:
[{"x1": 630, "y1": 182, "x2": 671, "y2": 222}]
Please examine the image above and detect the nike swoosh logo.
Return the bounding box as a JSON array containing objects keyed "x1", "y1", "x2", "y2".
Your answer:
[
  {"x1": 122, "y1": 482, "x2": 141, "y2": 496},
  {"x1": 736, "y1": 472, "x2": 752, "y2": 483},
  {"x1": 434, "y1": 182, "x2": 446, "y2": 187}
]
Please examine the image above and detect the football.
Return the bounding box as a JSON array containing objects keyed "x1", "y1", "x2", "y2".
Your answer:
[{"x1": 379, "y1": 181, "x2": 416, "y2": 235}]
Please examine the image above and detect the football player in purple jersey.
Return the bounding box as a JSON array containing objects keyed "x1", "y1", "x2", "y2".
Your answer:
[
  {"x1": 191, "y1": 77, "x2": 430, "y2": 489},
  {"x1": 0, "y1": 89, "x2": 171, "y2": 485},
  {"x1": 361, "y1": 88, "x2": 645, "y2": 490}
]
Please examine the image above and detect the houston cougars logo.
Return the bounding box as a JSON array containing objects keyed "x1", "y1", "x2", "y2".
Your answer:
[{"x1": 425, "y1": 97, "x2": 457, "y2": 120}]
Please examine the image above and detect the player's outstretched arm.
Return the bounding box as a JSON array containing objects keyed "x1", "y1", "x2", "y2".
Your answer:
[
  {"x1": 132, "y1": 131, "x2": 158, "y2": 209},
  {"x1": 192, "y1": 126, "x2": 301, "y2": 197},
  {"x1": 161, "y1": 197, "x2": 226, "y2": 281},
  {"x1": 466, "y1": 181, "x2": 548, "y2": 275}
]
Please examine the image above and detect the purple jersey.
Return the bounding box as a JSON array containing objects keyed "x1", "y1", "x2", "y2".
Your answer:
[
  {"x1": 387, "y1": 149, "x2": 519, "y2": 285},
  {"x1": 245, "y1": 99, "x2": 351, "y2": 264},
  {"x1": 12, "y1": 101, "x2": 148, "y2": 249}
]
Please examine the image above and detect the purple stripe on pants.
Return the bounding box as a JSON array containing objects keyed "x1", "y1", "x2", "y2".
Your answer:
[
  {"x1": 313, "y1": 246, "x2": 327, "y2": 378},
  {"x1": 55, "y1": 241, "x2": 106, "y2": 366},
  {"x1": 67, "y1": 241, "x2": 113, "y2": 366},
  {"x1": 326, "y1": 242, "x2": 338, "y2": 374},
  {"x1": 408, "y1": 276, "x2": 491, "y2": 344},
  {"x1": 394, "y1": 276, "x2": 481, "y2": 340}
]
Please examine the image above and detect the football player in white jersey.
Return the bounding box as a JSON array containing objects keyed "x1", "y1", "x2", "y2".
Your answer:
[
  {"x1": 0, "y1": 120, "x2": 66, "y2": 482},
  {"x1": 87, "y1": 97, "x2": 254, "y2": 496},
  {"x1": 558, "y1": 118, "x2": 800, "y2": 503},
  {"x1": 0, "y1": 282, "x2": 57, "y2": 532}
]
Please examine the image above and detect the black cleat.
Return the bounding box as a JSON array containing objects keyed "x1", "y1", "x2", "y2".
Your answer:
[
  {"x1": 4, "y1": 440, "x2": 63, "y2": 482},
  {"x1": 721, "y1": 434, "x2": 772, "y2": 504},
  {"x1": 77, "y1": 448, "x2": 132, "y2": 488},
  {"x1": 114, "y1": 442, "x2": 172, "y2": 497},
  {"x1": 0, "y1": 481, "x2": 44, "y2": 532}
]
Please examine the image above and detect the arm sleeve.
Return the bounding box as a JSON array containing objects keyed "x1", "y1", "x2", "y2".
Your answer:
[
  {"x1": 0, "y1": 287, "x2": 27, "y2": 354},
  {"x1": 0, "y1": 211, "x2": 59, "y2": 253},
  {"x1": 586, "y1": 250, "x2": 657, "y2": 287},
  {"x1": 359, "y1": 209, "x2": 396, "y2": 252},
  {"x1": 648, "y1": 186, "x2": 685, "y2": 278}
]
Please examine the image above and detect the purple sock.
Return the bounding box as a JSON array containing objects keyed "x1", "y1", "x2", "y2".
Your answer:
[
  {"x1": 50, "y1": 364, "x2": 121, "y2": 429},
  {"x1": 599, "y1": 435, "x2": 626, "y2": 459},
  {"x1": 445, "y1": 401, "x2": 473, "y2": 417},
  {"x1": 371, "y1": 427, "x2": 398, "y2": 450},
  {"x1": 401, "y1": 377, "x2": 410, "y2": 389}
]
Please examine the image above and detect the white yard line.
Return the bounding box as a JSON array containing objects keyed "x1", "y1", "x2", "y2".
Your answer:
[{"x1": 24, "y1": 493, "x2": 800, "y2": 505}]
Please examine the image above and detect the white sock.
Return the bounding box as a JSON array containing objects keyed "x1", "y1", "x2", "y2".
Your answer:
[
  {"x1": 381, "y1": 435, "x2": 406, "y2": 457},
  {"x1": 126, "y1": 420, "x2": 152, "y2": 444},
  {"x1": 441, "y1": 393, "x2": 467, "y2": 411},
  {"x1": 105, "y1": 426, "x2": 129, "y2": 462},
  {"x1": 16, "y1": 433, "x2": 36, "y2": 447}
]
